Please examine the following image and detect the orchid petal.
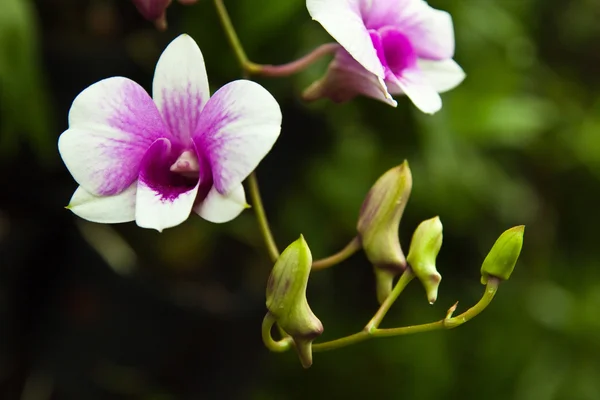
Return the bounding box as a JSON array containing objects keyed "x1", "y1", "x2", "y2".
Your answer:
[
  {"x1": 418, "y1": 58, "x2": 466, "y2": 93},
  {"x1": 396, "y1": 1, "x2": 455, "y2": 60},
  {"x1": 361, "y1": 0, "x2": 455, "y2": 60},
  {"x1": 307, "y1": 0, "x2": 385, "y2": 78},
  {"x1": 67, "y1": 184, "x2": 137, "y2": 224},
  {"x1": 303, "y1": 50, "x2": 396, "y2": 107},
  {"x1": 152, "y1": 34, "x2": 210, "y2": 142},
  {"x1": 194, "y1": 80, "x2": 281, "y2": 194},
  {"x1": 194, "y1": 184, "x2": 247, "y2": 223},
  {"x1": 59, "y1": 77, "x2": 167, "y2": 196},
  {"x1": 135, "y1": 138, "x2": 200, "y2": 232},
  {"x1": 388, "y1": 69, "x2": 442, "y2": 114}
]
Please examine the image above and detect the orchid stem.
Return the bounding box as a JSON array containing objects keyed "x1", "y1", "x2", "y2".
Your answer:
[
  {"x1": 311, "y1": 237, "x2": 362, "y2": 270},
  {"x1": 312, "y1": 277, "x2": 500, "y2": 352},
  {"x1": 213, "y1": 0, "x2": 259, "y2": 73},
  {"x1": 365, "y1": 269, "x2": 415, "y2": 331},
  {"x1": 254, "y1": 43, "x2": 340, "y2": 77},
  {"x1": 262, "y1": 313, "x2": 293, "y2": 352},
  {"x1": 213, "y1": 0, "x2": 336, "y2": 77},
  {"x1": 248, "y1": 172, "x2": 280, "y2": 262}
]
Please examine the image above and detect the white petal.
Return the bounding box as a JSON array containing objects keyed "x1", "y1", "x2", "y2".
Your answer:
[
  {"x1": 194, "y1": 184, "x2": 248, "y2": 223},
  {"x1": 396, "y1": 1, "x2": 455, "y2": 60},
  {"x1": 194, "y1": 80, "x2": 281, "y2": 194},
  {"x1": 135, "y1": 180, "x2": 199, "y2": 232},
  {"x1": 67, "y1": 184, "x2": 136, "y2": 224},
  {"x1": 307, "y1": 0, "x2": 385, "y2": 78},
  {"x1": 418, "y1": 58, "x2": 466, "y2": 93},
  {"x1": 59, "y1": 77, "x2": 167, "y2": 196},
  {"x1": 152, "y1": 34, "x2": 211, "y2": 142},
  {"x1": 389, "y1": 69, "x2": 442, "y2": 114}
]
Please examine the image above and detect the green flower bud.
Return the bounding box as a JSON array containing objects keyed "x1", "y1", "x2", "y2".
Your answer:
[
  {"x1": 480, "y1": 226, "x2": 525, "y2": 284},
  {"x1": 406, "y1": 217, "x2": 443, "y2": 304},
  {"x1": 266, "y1": 235, "x2": 323, "y2": 368},
  {"x1": 357, "y1": 161, "x2": 412, "y2": 303}
]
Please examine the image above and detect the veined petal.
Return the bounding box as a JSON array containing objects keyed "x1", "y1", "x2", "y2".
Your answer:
[
  {"x1": 418, "y1": 58, "x2": 466, "y2": 93},
  {"x1": 395, "y1": 1, "x2": 455, "y2": 60},
  {"x1": 67, "y1": 184, "x2": 137, "y2": 224},
  {"x1": 361, "y1": 0, "x2": 454, "y2": 60},
  {"x1": 307, "y1": 0, "x2": 385, "y2": 78},
  {"x1": 135, "y1": 138, "x2": 200, "y2": 231},
  {"x1": 360, "y1": 0, "x2": 411, "y2": 29},
  {"x1": 194, "y1": 184, "x2": 247, "y2": 223},
  {"x1": 388, "y1": 69, "x2": 442, "y2": 114},
  {"x1": 59, "y1": 77, "x2": 167, "y2": 196},
  {"x1": 152, "y1": 34, "x2": 210, "y2": 142},
  {"x1": 194, "y1": 80, "x2": 281, "y2": 194},
  {"x1": 303, "y1": 50, "x2": 397, "y2": 107}
]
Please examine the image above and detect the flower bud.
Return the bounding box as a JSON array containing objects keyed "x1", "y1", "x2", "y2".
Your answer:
[
  {"x1": 132, "y1": 0, "x2": 199, "y2": 30},
  {"x1": 132, "y1": 0, "x2": 170, "y2": 21},
  {"x1": 356, "y1": 161, "x2": 412, "y2": 303},
  {"x1": 406, "y1": 217, "x2": 443, "y2": 304},
  {"x1": 480, "y1": 226, "x2": 525, "y2": 284},
  {"x1": 266, "y1": 235, "x2": 323, "y2": 368}
]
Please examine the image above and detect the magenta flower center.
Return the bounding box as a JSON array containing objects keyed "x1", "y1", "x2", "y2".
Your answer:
[
  {"x1": 139, "y1": 138, "x2": 213, "y2": 201},
  {"x1": 369, "y1": 26, "x2": 417, "y2": 80}
]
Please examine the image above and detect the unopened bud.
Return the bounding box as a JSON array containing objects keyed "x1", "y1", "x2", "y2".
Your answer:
[
  {"x1": 266, "y1": 235, "x2": 323, "y2": 368},
  {"x1": 406, "y1": 217, "x2": 443, "y2": 304},
  {"x1": 132, "y1": 0, "x2": 199, "y2": 30},
  {"x1": 357, "y1": 161, "x2": 412, "y2": 303},
  {"x1": 481, "y1": 226, "x2": 525, "y2": 284},
  {"x1": 132, "y1": 0, "x2": 170, "y2": 20}
]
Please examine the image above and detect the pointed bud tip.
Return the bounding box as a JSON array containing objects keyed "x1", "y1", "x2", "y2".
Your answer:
[
  {"x1": 407, "y1": 217, "x2": 443, "y2": 304},
  {"x1": 480, "y1": 225, "x2": 525, "y2": 284},
  {"x1": 358, "y1": 163, "x2": 413, "y2": 278}
]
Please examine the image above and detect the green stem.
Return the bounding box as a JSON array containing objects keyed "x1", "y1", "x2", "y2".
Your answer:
[
  {"x1": 312, "y1": 237, "x2": 362, "y2": 270},
  {"x1": 262, "y1": 313, "x2": 293, "y2": 352},
  {"x1": 365, "y1": 269, "x2": 415, "y2": 331},
  {"x1": 248, "y1": 172, "x2": 280, "y2": 262},
  {"x1": 313, "y1": 277, "x2": 501, "y2": 353},
  {"x1": 213, "y1": 0, "x2": 256, "y2": 72}
]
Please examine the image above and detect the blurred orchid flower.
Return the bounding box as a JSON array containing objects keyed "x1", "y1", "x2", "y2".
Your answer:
[
  {"x1": 58, "y1": 34, "x2": 282, "y2": 232},
  {"x1": 304, "y1": 0, "x2": 465, "y2": 114},
  {"x1": 132, "y1": 0, "x2": 198, "y2": 30}
]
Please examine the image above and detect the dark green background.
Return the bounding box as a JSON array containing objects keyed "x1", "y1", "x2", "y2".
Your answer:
[{"x1": 1, "y1": 0, "x2": 599, "y2": 399}]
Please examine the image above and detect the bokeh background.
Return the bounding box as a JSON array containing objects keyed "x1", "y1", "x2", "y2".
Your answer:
[{"x1": 2, "y1": 0, "x2": 600, "y2": 399}]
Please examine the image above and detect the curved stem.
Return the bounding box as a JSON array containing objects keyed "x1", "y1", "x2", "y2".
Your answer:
[
  {"x1": 248, "y1": 172, "x2": 280, "y2": 262},
  {"x1": 311, "y1": 237, "x2": 362, "y2": 270},
  {"x1": 213, "y1": 0, "x2": 253, "y2": 71},
  {"x1": 253, "y1": 43, "x2": 340, "y2": 77},
  {"x1": 262, "y1": 313, "x2": 293, "y2": 352},
  {"x1": 313, "y1": 277, "x2": 501, "y2": 353},
  {"x1": 365, "y1": 269, "x2": 415, "y2": 331}
]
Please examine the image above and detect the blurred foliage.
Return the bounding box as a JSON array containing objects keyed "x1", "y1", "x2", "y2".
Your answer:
[
  {"x1": 0, "y1": 0, "x2": 54, "y2": 163},
  {"x1": 1, "y1": 0, "x2": 600, "y2": 399}
]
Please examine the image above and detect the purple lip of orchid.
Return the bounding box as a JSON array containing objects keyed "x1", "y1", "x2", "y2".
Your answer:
[
  {"x1": 306, "y1": 0, "x2": 466, "y2": 114},
  {"x1": 58, "y1": 34, "x2": 282, "y2": 232}
]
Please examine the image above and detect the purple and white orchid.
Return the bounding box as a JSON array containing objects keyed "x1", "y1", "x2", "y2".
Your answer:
[
  {"x1": 304, "y1": 0, "x2": 465, "y2": 114},
  {"x1": 58, "y1": 34, "x2": 282, "y2": 232}
]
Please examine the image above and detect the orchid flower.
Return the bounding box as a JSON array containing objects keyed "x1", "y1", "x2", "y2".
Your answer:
[
  {"x1": 58, "y1": 34, "x2": 282, "y2": 232},
  {"x1": 305, "y1": 0, "x2": 466, "y2": 114}
]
